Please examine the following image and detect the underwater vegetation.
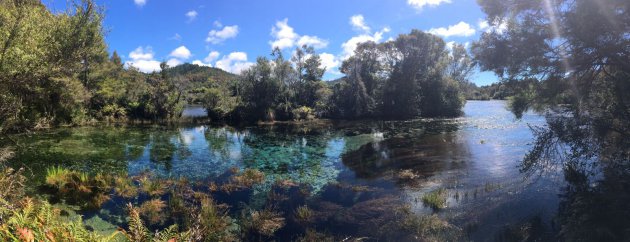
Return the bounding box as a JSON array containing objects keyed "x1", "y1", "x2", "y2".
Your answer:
[
  {"x1": 138, "y1": 199, "x2": 168, "y2": 225},
  {"x1": 45, "y1": 166, "x2": 112, "y2": 209},
  {"x1": 113, "y1": 176, "x2": 139, "y2": 198},
  {"x1": 401, "y1": 213, "x2": 462, "y2": 241},
  {"x1": 294, "y1": 205, "x2": 314, "y2": 224},
  {"x1": 1, "y1": 164, "x2": 118, "y2": 241},
  {"x1": 422, "y1": 188, "x2": 449, "y2": 211},
  {"x1": 0, "y1": 161, "x2": 466, "y2": 241},
  {"x1": 242, "y1": 208, "x2": 286, "y2": 237},
  {"x1": 220, "y1": 168, "x2": 266, "y2": 193}
]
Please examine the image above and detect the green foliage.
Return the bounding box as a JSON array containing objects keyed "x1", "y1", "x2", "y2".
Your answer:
[
  {"x1": 202, "y1": 87, "x2": 239, "y2": 121},
  {"x1": 422, "y1": 188, "x2": 448, "y2": 210},
  {"x1": 0, "y1": 198, "x2": 120, "y2": 241},
  {"x1": 292, "y1": 106, "x2": 315, "y2": 121},
  {"x1": 331, "y1": 30, "x2": 467, "y2": 119},
  {"x1": 123, "y1": 203, "x2": 191, "y2": 242},
  {"x1": 0, "y1": 0, "x2": 106, "y2": 132},
  {"x1": 472, "y1": 0, "x2": 630, "y2": 122},
  {"x1": 1, "y1": 165, "x2": 119, "y2": 241}
]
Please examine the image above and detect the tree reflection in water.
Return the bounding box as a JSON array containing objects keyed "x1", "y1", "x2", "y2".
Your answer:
[{"x1": 522, "y1": 113, "x2": 630, "y2": 241}]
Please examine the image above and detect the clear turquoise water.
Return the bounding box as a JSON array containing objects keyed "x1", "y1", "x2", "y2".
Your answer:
[{"x1": 4, "y1": 100, "x2": 561, "y2": 240}]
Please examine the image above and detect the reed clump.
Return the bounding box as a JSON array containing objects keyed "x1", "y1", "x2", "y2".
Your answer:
[
  {"x1": 45, "y1": 166, "x2": 112, "y2": 209},
  {"x1": 294, "y1": 205, "x2": 314, "y2": 224},
  {"x1": 422, "y1": 188, "x2": 448, "y2": 210}
]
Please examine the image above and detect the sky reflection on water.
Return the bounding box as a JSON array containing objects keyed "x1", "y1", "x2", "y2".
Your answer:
[{"x1": 6, "y1": 100, "x2": 563, "y2": 240}]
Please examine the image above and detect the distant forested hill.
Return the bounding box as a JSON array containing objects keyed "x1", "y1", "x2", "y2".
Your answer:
[{"x1": 167, "y1": 64, "x2": 239, "y2": 104}]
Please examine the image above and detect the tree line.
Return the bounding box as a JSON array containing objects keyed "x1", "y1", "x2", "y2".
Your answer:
[
  {"x1": 0, "y1": 0, "x2": 476, "y2": 134},
  {"x1": 197, "y1": 31, "x2": 475, "y2": 122}
]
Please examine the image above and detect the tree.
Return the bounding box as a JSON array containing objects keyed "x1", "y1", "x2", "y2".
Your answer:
[
  {"x1": 445, "y1": 43, "x2": 475, "y2": 84},
  {"x1": 383, "y1": 30, "x2": 447, "y2": 119},
  {"x1": 0, "y1": 0, "x2": 106, "y2": 132},
  {"x1": 240, "y1": 57, "x2": 282, "y2": 121},
  {"x1": 472, "y1": 1, "x2": 630, "y2": 239},
  {"x1": 335, "y1": 58, "x2": 372, "y2": 118},
  {"x1": 472, "y1": 0, "x2": 630, "y2": 122}
]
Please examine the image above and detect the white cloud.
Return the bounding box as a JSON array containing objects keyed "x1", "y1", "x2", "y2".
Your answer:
[
  {"x1": 134, "y1": 0, "x2": 146, "y2": 7},
  {"x1": 270, "y1": 18, "x2": 298, "y2": 49},
  {"x1": 215, "y1": 52, "x2": 254, "y2": 74},
  {"x1": 128, "y1": 46, "x2": 154, "y2": 61},
  {"x1": 213, "y1": 20, "x2": 223, "y2": 28},
  {"x1": 185, "y1": 10, "x2": 197, "y2": 22},
  {"x1": 169, "y1": 46, "x2": 192, "y2": 60},
  {"x1": 350, "y1": 15, "x2": 370, "y2": 33},
  {"x1": 127, "y1": 59, "x2": 161, "y2": 73},
  {"x1": 320, "y1": 53, "x2": 341, "y2": 75},
  {"x1": 125, "y1": 46, "x2": 161, "y2": 73},
  {"x1": 270, "y1": 18, "x2": 328, "y2": 50},
  {"x1": 407, "y1": 0, "x2": 451, "y2": 10},
  {"x1": 206, "y1": 25, "x2": 239, "y2": 44},
  {"x1": 341, "y1": 28, "x2": 390, "y2": 59},
  {"x1": 192, "y1": 60, "x2": 212, "y2": 67},
  {"x1": 204, "y1": 51, "x2": 221, "y2": 63},
  {"x1": 297, "y1": 35, "x2": 329, "y2": 49},
  {"x1": 478, "y1": 19, "x2": 508, "y2": 34},
  {"x1": 192, "y1": 51, "x2": 221, "y2": 67},
  {"x1": 428, "y1": 21, "x2": 476, "y2": 38},
  {"x1": 166, "y1": 58, "x2": 183, "y2": 67}
]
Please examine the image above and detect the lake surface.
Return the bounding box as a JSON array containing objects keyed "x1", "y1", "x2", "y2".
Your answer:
[{"x1": 4, "y1": 100, "x2": 564, "y2": 240}]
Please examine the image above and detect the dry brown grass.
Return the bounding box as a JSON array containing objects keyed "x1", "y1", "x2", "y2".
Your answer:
[
  {"x1": 245, "y1": 208, "x2": 286, "y2": 237},
  {"x1": 398, "y1": 169, "x2": 419, "y2": 180}
]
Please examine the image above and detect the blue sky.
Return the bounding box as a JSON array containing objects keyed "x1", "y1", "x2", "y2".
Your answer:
[{"x1": 43, "y1": 0, "x2": 500, "y2": 85}]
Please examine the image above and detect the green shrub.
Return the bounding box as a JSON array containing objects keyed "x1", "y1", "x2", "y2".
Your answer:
[{"x1": 292, "y1": 106, "x2": 315, "y2": 121}]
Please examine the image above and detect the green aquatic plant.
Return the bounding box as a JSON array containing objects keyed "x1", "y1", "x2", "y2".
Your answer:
[
  {"x1": 139, "y1": 177, "x2": 168, "y2": 197},
  {"x1": 401, "y1": 214, "x2": 462, "y2": 242},
  {"x1": 45, "y1": 166, "x2": 73, "y2": 188},
  {"x1": 422, "y1": 188, "x2": 448, "y2": 210},
  {"x1": 220, "y1": 168, "x2": 266, "y2": 193},
  {"x1": 138, "y1": 199, "x2": 168, "y2": 226},
  {"x1": 294, "y1": 205, "x2": 314, "y2": 224},
  {"x1": 187, "y1": 196, "x2": 238, "y2": 241},
  {"x1": 44, "y1": 167, "x2": 113, "y2": 209},
  {"x1": 123, "y1": 203, "x2": 190, "y2": 242},
  {"x1": 232, "y1": 168, "x2": 265, "y2": 187},
  {"x1": 113, "y1": 176, "x2": 139, "y2": 198}
]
